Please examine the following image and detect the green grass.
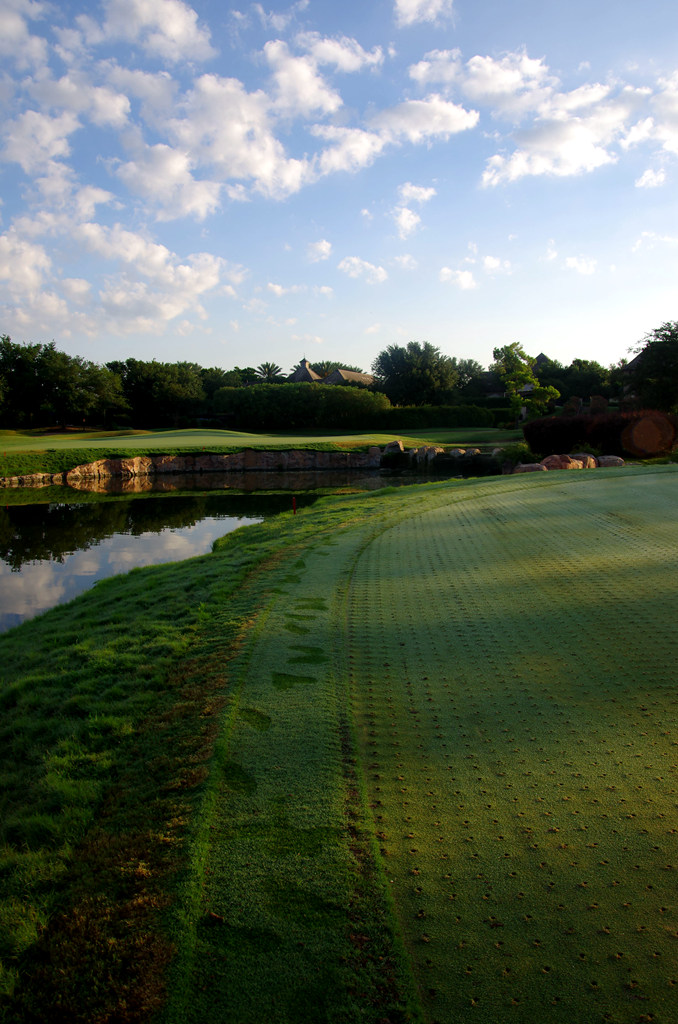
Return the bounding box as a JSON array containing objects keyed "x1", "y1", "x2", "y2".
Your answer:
[
  {"x1": 0, "y1": 426, "x2": 520, "y2": 479},
  {"x1": 2, "y1": 467, "x2": 676, "y2": 1023}
]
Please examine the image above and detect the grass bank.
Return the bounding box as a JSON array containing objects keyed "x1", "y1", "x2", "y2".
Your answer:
[
  {"x1": 0, "y1": 427, "x2": 519, "y2": 479},
  {"x1": 2, "y1": 467, "x2": 677, "y2": 1023}
]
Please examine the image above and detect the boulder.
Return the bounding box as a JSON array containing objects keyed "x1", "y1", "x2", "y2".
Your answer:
[
  {"x1": 383, "y1": 440, "x2": 405, "y2": 455},
  {"x1": 597, "y1": 455, "x2": 625, "y2": 467},
  {"x1": 513, "y1": 462, "x2": 548, "y2": 473},
  {"x1": 415, "y1": 445, "x2": 445, "y2": 465},
  {"x1": 448, "y1": 448, "x2": 466, "y2": 457},
  {"x1": 540, "y1": 454, "x2": 583, "y2": 470},
  {"x1": 571, "y1": 452, "x2": 599, "y2": 468},
  {"x1": 463, "y1": 448, "x2": 481, "y2": 457}
]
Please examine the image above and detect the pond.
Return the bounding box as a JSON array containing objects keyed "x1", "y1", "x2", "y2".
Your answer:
[
  {"x1": 0, "y1": 491, "x2": 313, "y2": 634},
  {"x1": 0, "y1": 468, "x2": 468, "y2": 633}
]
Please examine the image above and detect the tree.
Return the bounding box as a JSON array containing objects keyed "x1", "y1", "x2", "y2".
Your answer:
[
  {"x1": 220, "y1": 367, "x2": 258, "y2": 387},
  {"x1": 626, "y1": 322, "x2": 678, "y2": 411},
  {"x1": 453, "y1": 358, "x2": 485, "y2": 392},
  {"x1": 0, "y1": 335, "x2": 43, "y2": 426},
  {"x1": 371, "y1": 342, "x2": 459, "y2": 406},
  {"x1": 255, "y1": 361, "x2": 284, "y2": 382},
  {"x1": 108, "y1": 358, "x2": 205, "y2": 426},
  {"x1": 310, "y1": 360, "x2": 365, "y2": 378},
  {"x1": 491, "y1": 342, "x2": 559, "y2": 421}
]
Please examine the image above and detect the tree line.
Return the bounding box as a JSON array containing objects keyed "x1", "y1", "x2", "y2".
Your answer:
[{"x1": 1, "y1": 323, "x2": 675, "y2": 431}]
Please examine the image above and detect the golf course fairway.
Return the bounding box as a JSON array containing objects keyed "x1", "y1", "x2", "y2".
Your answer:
[{"x1": 2, "y1": 467, "x2": 677, "y2": 1024}]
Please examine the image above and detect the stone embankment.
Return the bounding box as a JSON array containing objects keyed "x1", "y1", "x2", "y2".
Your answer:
[
  {"x1": 1, "y1": 448, "x2": 383, "y2": 489},
  {"x1": 0, "y1": 443, "x2": 624, "y2": 489}
]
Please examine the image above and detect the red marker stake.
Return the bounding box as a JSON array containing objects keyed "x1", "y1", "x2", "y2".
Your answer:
[{"x1": 292, "y1": 496, "x2": 297, "y2": 515}]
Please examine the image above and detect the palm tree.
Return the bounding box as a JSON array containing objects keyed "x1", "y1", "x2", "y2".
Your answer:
[{"x1": 255, "y1": 361, "x2": 284, "y2": 382}]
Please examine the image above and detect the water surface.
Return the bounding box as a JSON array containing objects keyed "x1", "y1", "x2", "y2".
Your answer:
[{"x1": 0, "y1": 492, "x2": 300, "y2": 633}]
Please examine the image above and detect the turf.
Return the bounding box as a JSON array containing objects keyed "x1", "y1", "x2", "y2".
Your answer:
[
  {"x1": 0, "y1": 426, "x2": 518, "y2": 456},
  {"x1": 1, "y1": 467, "x2": 677, "y2": 1024}
]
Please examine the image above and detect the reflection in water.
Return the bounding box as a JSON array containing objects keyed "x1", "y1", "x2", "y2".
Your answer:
[
  {"x1": 69, "y1": 469, "x2": 386, "y2": 494},
  {"x1": 0, "y1": 493, "x2": 305, "y2": 633},
  {"x1": 0, "y1": 469, "x2": 461, "y2": 633}
]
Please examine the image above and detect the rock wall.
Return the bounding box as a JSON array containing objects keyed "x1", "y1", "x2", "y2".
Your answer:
[
  {"x1": 0, "y1": 448, "x2": 382, "y2": 489},
  {"x1": 0, "y1": 445, "x2": 624, "y2": 489}
]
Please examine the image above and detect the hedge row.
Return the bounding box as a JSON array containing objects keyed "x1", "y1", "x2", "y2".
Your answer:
[{"x1": 212, "y1": 383, "x2": 498, "y2": 431}]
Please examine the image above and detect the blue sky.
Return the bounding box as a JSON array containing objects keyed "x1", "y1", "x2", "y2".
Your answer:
[{"x1": 1, "y1": 0, "x2": 677, "y2": 375}]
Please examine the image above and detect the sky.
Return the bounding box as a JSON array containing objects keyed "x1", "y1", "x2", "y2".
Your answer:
[{"x1": 1, "y1": 0, "x2": 677, "y2": 376}]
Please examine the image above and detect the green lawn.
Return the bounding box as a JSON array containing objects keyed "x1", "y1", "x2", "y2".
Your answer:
[
  {"x1": 2, "y1": 467, "x2": 676, "y2": 1023},
  {"x1": 0, "y1": 426, "x2": 519, "y2": 455}
]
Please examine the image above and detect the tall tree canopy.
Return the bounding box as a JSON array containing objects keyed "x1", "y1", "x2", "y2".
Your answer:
[
  {"x1": 491, "y1": 343, "x2": 560, "y2": 420},
  {"x1": 0, "y1": 337, "x2": 126, "y2": 427},
  {"x1": 371, "y1": 341, "x2": 458, "y2": 406},
  {"x1": 627, "y1": 322, "x2": 678, "y2": 412},
  {"x1": 107, "y1": 358, "x2": 205, "y2": 426},
  {"x1": 310, "y1": 360, "x2": 365, "y2": 378},
  {"x1": 255, "y1": 362, "x2": 284, "y2": 382}
]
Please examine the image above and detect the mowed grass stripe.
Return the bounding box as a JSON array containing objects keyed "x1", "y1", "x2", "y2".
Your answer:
[
  {"x1": 166, "y1": 522, "x2": 421, "y2": 1023},
  {"x1": 347, "y1": 467, "x2": 678, "y2": 1023}
]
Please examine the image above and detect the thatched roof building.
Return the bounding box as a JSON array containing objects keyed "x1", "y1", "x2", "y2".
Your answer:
[
  {"x1": 287, "y1": 359, "x2": 322, "y2": 383},
  {"x1": 322, "y1": 368, "x2": 374, "y2": 386}
]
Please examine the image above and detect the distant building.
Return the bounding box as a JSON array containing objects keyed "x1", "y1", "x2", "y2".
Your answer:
[
  {"x1": 287, "y1": 359, "x2": 322, "y2": 383},
  {"x1": 322, "y1": 368, "x2": 374, "y2": 387},
  {"x1": 287, "y1": 359, "x2": 374, "y2": 387}
]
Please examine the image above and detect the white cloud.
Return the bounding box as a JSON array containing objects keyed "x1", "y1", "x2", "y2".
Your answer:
[
  {"x1": 393, "y1": 253, "x2": 417, "y2": 270},
  {"x1": 409, "y1": 48, "x2": 461, "y2": 87},
  {"x1": 0, "y1": 0, "x2": 48, "y2": 69},
  {"x1": 393, "y1": 206, "x2": 421, "y2": 239},
  {"x1": 63, "y1": 221, "x2": 226, "y2": 332},
  {"x1": 2, "y1": 110, "x2": 80, "y2": 173},
  {"x1": 222, "y1": 184, "x2": 247, "y2": 203},
  {"x1": 29, "y1": 72, "x2": 131, "y2": 129},
  {"x1": 483, "y1": 254, "x2": 512, "y2": 274},
  {"x1": 440, "y1": 266, "x2": 477, "y2": 289},
  {"x1": 253, "y1": 1, "x2": 309, "y2": 33},
  {"x1": 469, "y1": 55, "x2": 653, "y2": 186},
  {"x1": 296, "y1": 32, "x2": 383, "y2": 72},
  {"x1": 170, "y1": 74, "x2": 312, "y2": 198},
  {"x1": 115, "y1": 137, "x2": 222, "y2": 220},
  {"x1": 92, "y1": 0, "x2": 216, "y2": 63},
  {"x1": 0, "y1": 227, "x2": 51, "y2": 293},
  {"x1": 620, "y1": 117, "x2": 655, "y2": 149},
  {"x1": 635, "y1": 167, "x2": 666, "y2": 188},
  {"x1": 461, "y1": 52, "x2": 556, "y2": 120},
  {"x1": 373, "y1": 94, "x2": 479, "y2": 143},
  {"x1": 105, "y1": 65, "x2": 177, "y2": 123},
  {"x1": 338, "y1": 256, "x2": 388, "y2": 283},
  {"x1": 291, "y1": 331, "x2": 323, "y2": 345},
  {"x1": 314, "y1": 285, "x2": 333, "y2": 296},
  {"x1": 267, "y1": 281, "x2": 304, "y2": 296},
  {"x1": 564, "y1": 255, "x2": 597, "y2": 274},
  {"x1": 365, "y1": 322, "x2": 382, "y2": 334},
  {"x1": 652, "y1": 73, "x2": 678, "y2": 155},
  {"x1": 395, "y1": 0, "x2": 455, "y2": 28},
  {"x1": 482, "y1": 115, "x2": 620, "y2": 186},
  {"x1": 632, "y1": 231, "x2": 678, "y2": 251},
  {"x1": 398, "y1": 181, "x2": 437, "y2": 204},
  {"x1": 264, "y1": 39, "x2": 342, "y2": 117},
  {"x1": 314, "y1": 126, "x2": 385, "y2": 176},
  {"x1": 307, "y1": 239, "x2": 332, "y2": 262},
  {"x1": 61, "y1": 277, "x2": 91, "y2": 303},
  {"x1": 393, "y1": 181, "x2": 436, "y2": 238}
]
